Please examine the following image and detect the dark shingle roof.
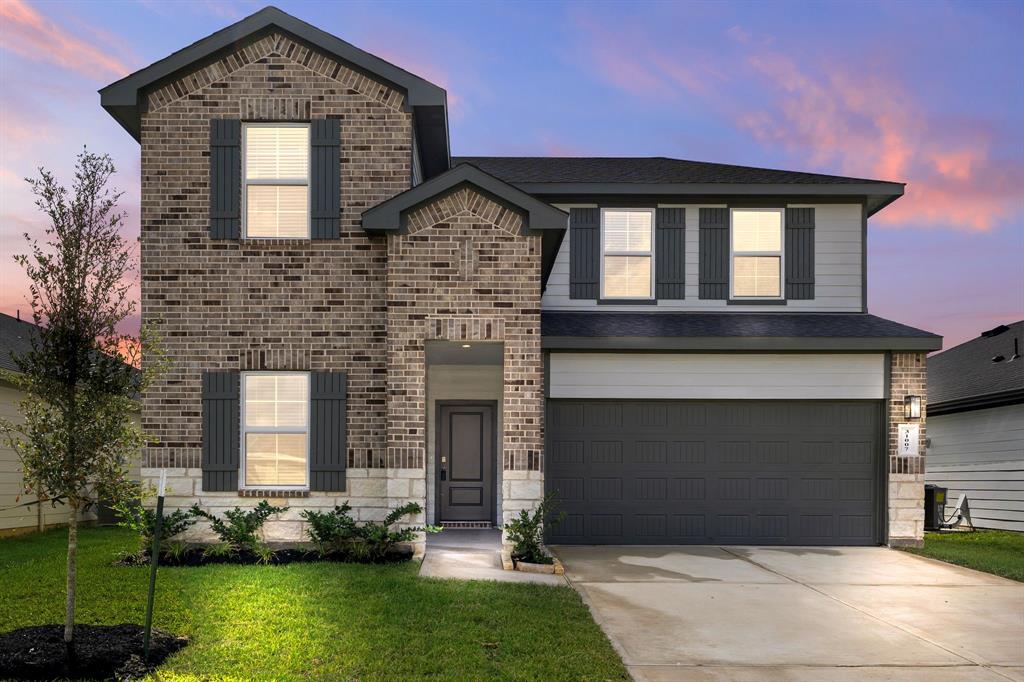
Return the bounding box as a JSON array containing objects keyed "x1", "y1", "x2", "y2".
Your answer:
[
  {"x1": 0, "y1": 313, "x2": 37, "y2": 373},
  {"x1": 453, "y1": 156, "x2": 890, "y2": 186},
  {"x1": 928, "y1": 321, "x2": 1024, "y2": 407},
  {"x1": 541, "y1": 312, "x2": 941, "y2": 351}
]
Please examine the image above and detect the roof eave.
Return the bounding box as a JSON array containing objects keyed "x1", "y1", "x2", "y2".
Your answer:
[
  {"x1": 509, "y1": 181, "x2": 905, "y2": 198},
  {"x1": 99, "y1": 6, "x2": 448, "y2": 147},
  {"x1": 929, "y1": 388, "x2": 1024, "y2": 416},
  {"x1": 542, "y1": 335, "x2": 943, "y2": 352}
]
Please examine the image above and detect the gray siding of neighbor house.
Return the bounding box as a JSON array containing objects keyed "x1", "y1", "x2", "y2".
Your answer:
[
  {"x1": 926, "y1": 403, "x2": 1024, "y2": 532},
  {"x1": 542, "y1": 203, "x2": 863, "y2": 312}
]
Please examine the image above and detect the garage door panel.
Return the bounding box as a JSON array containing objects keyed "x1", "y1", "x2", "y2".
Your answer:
[{"x1": 546, "y1": 400, "x2": 881, "y2": 546}]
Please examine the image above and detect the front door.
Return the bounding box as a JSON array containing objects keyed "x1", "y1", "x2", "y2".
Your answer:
[{"x1": 438, "y1": 403, "x2": 495, "y2": 522}]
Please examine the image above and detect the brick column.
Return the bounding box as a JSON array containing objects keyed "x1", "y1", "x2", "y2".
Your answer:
[{"x1": 887, "y1": 352, "x2": 928, "y2": 547}]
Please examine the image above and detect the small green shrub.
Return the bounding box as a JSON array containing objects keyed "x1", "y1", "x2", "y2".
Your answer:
[
  {"x1": 114, "y1": 498, "x2": 198, "y2": 557},
  {"x1": 190, "y1": 500, "x2": 288, "y2": 555},
  {"x1": 300, "y1": 501, "x2": 439, "y2": 562},
  {"x1": 502, "y1": 493, "x2": 564, "y2": 565}
]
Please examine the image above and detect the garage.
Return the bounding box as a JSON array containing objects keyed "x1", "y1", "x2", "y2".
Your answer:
[
  {"x1": 545, "y1": 399, "x2": 883, "y2": 545},
  {"x1": 543, "y1": 350, "x2": 889, "y2": 546}
]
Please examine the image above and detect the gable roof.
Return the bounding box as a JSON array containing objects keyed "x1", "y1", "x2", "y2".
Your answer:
[
  {"x1": 453, "y1": 156, "x2": 905, "y2": 216},
  {"x1": 542, "y1": 312, "x2": 942, "y2": 352},
  {"x1": 0, "y1": 313, "x2": 37, "y2": 374},
  {"x1": 928, "y1": 320, "x2": 1024, "y2": 414},
  {"x1": 362, "y1": 163, "x2": 567, "y2": 234},
  {"x1": 100, "y1": 6, "x2": 450, "y2": 178}
]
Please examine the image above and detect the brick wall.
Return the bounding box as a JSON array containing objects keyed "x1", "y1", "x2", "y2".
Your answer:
[
  {"x1": 385, "y1": 187, "x2": 545, "y2": 524},
  {"x1": 140, "y1": 32, "x2": 410, "y2": 475},
  {"x1": 138, "y1": 33, "x2": 412, "y2": 539},
  {"x1": 887, "y1": 351, "x2": 928, "y2": 546}
]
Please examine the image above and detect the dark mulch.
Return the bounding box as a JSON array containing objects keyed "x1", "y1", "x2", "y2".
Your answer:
[
  {"x1": 117, "y1": 545, "x2": 414, "y2": 567},
  {"x1": 0, "y1": 623, "x2": 188, "y2": 681}
]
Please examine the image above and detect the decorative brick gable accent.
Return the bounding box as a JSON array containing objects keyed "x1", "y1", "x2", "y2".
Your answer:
[
  {"x1": 147, "y1": 33, "x2": 405, "y2": 113},
  {"x1": 385, "y1": 189, "x2": 544, "y2": 476}
]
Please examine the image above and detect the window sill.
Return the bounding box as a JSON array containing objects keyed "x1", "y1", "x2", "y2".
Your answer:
[
  {"x1": 726, "y1": 299, "x2": 788, "y2": 306},
  {"x1": 597, "y1": 298, "x2": 658, "y2": 306},
  {"x1": 238, "y1": 489, "x2": 310, "y2": 498}
]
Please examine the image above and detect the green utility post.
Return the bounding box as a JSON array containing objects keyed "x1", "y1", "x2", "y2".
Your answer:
[{"x1": 143, "y1": 469, "x2": 167, "y2": 661}]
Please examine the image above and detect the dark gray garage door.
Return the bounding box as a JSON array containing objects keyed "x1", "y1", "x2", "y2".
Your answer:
[{"x1": 546, "y1": 400, "x2": 883, "y2": 545}]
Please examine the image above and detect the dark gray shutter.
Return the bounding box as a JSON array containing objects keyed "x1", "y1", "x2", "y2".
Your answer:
[
  {"x1": 699, "y1": 208, "x2": 729, "y2": 299},
  {"x1": 310, "y1": 371, "x2": 347, "y2": 491},
  {"x1": 209, "y1": 119, "x2": 241, "y2": 239},
  {"x1": 202, "y1": 371, "x2": 240, "y2": 491},
  {"x1": 310, "y1": 119, "x2": 341, "y2": 239},
  {"x1": 655, "y1": 208, "x2": 686, "y2": 299},
  {"x1": 569, "y1": 207, "x2": 600, "y2": 299},
  {"x1": 785, "y1": 207, "x2": 815, "y2": 300}
]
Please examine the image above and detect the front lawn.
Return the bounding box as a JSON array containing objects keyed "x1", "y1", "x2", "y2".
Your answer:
[
  {"x1": 903, "y1": 529, "x2": 1024, "y2": 582},
  {"x1": 0, "y1": 528, "x2": 628, "y2": 680}
]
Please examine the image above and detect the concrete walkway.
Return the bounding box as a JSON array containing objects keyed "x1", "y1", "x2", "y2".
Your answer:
[
  {"x1": 419, "y1": 528, "x2": 565, "y2": 585},
  {"x1": 553, "y1": 545, "x2": 1024, "y2": 681}
]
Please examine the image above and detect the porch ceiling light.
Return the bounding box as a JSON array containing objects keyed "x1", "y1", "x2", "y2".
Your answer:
[
  {"x1": 461, "y1": 344, "x2": 472, "y2": 348},
  {"x1": 904, "y1": 395, "x2": 922, "y2": 420}
]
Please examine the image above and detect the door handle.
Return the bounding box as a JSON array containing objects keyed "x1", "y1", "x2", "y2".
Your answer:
[{"x1": 440, "y1": 468, "x2": 447, "y2": 481}]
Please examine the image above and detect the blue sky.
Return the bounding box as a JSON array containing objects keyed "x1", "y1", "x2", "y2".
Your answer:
[{"x1": 1, "y1": 0, "x2": 1021, "y2": 348}]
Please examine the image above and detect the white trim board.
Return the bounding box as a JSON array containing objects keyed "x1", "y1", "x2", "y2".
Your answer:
[{"x1": 549, "y1": 352, "x2": 886, "y2": 400}]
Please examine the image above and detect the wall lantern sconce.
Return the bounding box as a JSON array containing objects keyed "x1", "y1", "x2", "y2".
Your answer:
[{"x1": 904, "y1": 395, "x2": 922, "y2": 420}]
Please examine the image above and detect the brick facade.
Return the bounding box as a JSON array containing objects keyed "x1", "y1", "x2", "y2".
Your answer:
[
  {"x1": 385, "y1": 188, "x2": 545, "y2": 525},
  {"x1": 887, "y1": 352, "x2": 928, "y2": 547},
  {"x1": 140, "y1": 33, "x2": 410, "y2": 476},
  {"x1": 138, "y1": 34, "x2": 412, "y2": 541}
]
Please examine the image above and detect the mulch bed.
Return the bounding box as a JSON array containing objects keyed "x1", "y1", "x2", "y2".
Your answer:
[
  {"x1": 117, "y1": 545, "x2": 414, "y2": 567},
  {"x1": 0, "y1": 623, "x2": 188, "y2": 681}
]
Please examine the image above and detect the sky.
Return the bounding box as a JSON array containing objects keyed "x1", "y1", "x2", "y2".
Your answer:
[{"x1": 0, "y1": 0, "x2": 1022, "y2": 350}]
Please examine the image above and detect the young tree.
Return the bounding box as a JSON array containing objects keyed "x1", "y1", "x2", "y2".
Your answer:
[{"x1": 0, "y1": 149, "x2": 164, "y2": 658}]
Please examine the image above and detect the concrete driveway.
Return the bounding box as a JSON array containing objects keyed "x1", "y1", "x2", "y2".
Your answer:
[{"x1": 553, "y1": 545, "x2": 1024, "y2": 681}]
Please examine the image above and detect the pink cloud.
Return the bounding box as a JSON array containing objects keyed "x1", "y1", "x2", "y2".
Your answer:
[
  {"x1": 570, "y1": 19, "x2": 1023, "y2": 233},
  {"x1": 0, "y1": 0, "x2": 131, "y2": 79}
]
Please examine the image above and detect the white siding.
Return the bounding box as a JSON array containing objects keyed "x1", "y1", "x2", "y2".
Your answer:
[
  {"x1": 542, "y1": 203, "x2": 864, "y2": 312},
  {"x1": 926, "y1": 403, "x2": 1024, "y2": 532},
  {"x1": 549, "y1": 352, "x2": 885, "y2": 400}
]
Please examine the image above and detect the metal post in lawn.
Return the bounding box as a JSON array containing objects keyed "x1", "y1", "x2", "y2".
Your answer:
[{"x1": 143, "y1": 469, "x2": 167, "y2": 662}]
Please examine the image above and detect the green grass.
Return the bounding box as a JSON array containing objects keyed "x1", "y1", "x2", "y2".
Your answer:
[
  {"x1": 903, "y1": 529, "x2": 1024, "y2": 582},
  {"x1": 0, "y1": 528, "x2": 628, "y2": 681}
]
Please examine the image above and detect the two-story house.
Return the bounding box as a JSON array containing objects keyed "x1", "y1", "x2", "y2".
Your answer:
[{"x1": 100, "y1": 7, "x2": 941, "y2": 548}]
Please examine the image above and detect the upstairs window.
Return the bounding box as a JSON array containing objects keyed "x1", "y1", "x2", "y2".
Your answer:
[
  {"x1": 602, "y1": 209, "x2": 654, "y2": 299},
  {"x1": 731, "y1": 208, "x2": 783, "y2": 298},
  {"x1": 242, "y1": 372, "x2": 309, "y2": 488},
  {"x1": 243, "y1": 124, "x2": 309, "y2": 238}
]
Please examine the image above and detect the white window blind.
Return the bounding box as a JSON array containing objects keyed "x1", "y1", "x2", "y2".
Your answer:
[
  {"x1": 602, "y1": 209, "x2": 653, "y2": 298},
  {"x1": 244, "y1": 124, "x2": 309, "y2": 238},
  {"x1": 242, "y1": 373, "x2": 309, "y2": 488},
  {"x1": 731, "y1": 209, "x2": 782, "y2": 298}
]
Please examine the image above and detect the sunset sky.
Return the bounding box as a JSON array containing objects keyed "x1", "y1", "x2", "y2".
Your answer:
[{"x1": 1, "y1": 0, "x2": 1021, "y2": 350}]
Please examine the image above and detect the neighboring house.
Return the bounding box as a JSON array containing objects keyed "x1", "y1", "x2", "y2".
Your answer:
[
  {"x1": 0, "y1": 314, "x2": 92, "y2": 535},
  {"x1": 926, "y1": 322, "x2": 1024, "y2": 532},
  {"x1": 99, "y1": 6, "x2": 941, "y2": 549},
  {"x1": 0, "y1": 313, "x2": 141, "y2": 536}
]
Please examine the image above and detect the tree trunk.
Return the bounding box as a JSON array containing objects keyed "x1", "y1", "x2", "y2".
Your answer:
[{"x1": 64, "y1": 502, "x2": 78, "y2": 661}]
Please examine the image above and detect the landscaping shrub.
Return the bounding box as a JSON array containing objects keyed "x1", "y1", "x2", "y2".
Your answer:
[
  {"x1": 113, "y1": 499, "x2": 197, "y2": 564},
  {"x1": 502, "y1": 493, "x2": 564, "y2": 565},
  {"x1": 189, "y1": 500, "x2": 288, "y2": 556},
  {"x1": 300, "y1": 501, "x2": 438, "y2": 562}
]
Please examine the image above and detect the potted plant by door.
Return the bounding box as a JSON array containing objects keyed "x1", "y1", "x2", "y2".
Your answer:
[{"x1": 501, "y1": 494, "x2": 566, "y2": 574}]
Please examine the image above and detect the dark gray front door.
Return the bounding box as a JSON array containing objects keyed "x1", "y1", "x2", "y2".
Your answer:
[
  {"x1": 546, "y1": 400, "x2": 882, "y2": 545},
  {"x1": 438, "y1": 403, "x2": 495, "y2": 522}
]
